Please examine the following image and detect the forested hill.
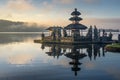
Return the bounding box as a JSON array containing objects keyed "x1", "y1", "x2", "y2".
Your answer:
[{"x1": 0, "y1": 19, "x2": 46, "y2": 32}]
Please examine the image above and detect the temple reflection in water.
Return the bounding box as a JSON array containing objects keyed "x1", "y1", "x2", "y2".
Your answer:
[{"x1": 41, "y1": 44, "x2": 106, "y2": 76}]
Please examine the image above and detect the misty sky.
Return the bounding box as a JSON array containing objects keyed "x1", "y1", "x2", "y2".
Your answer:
[{"x1": 0, "y1": 0, "x2": 120, "y2": 29}]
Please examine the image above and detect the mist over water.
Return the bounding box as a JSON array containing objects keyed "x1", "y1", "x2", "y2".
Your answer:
[{"x1": 0, "y1": 33, "x2": 120, "y2": 80}]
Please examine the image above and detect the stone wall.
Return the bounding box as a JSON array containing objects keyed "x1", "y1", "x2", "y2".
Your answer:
[{"x1": 61, "y1": 37, "x2": 74, "y2": 42}]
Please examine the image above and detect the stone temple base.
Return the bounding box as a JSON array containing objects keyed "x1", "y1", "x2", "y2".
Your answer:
[{"x1": 34, "y1": 39, "x2": 113, "y2": 45}]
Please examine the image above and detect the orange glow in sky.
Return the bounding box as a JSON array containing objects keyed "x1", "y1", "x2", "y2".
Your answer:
[{"x1": 0, "y1": 0, "x2": 120, "y2": 29}]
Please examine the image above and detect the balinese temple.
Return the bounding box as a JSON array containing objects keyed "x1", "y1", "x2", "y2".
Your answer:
[
  {"x1": 64, "y1": 8, "x2": 87, "y2": 41},
  {"x1": 34, "y1": 8, "x2": 113, "y2": 44}
]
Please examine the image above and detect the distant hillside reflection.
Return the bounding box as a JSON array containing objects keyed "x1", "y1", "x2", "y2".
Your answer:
[
  {"x1": 41, "y1": 44, "x2": 106, "y2": 76},
  {"x1": 0, "y1": 33, "x2": 41, "y2": 44}
]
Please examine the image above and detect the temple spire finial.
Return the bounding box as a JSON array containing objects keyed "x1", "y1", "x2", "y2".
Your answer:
[{"x1": 75, "y1": 8, "x2": 77, "y2": 11}]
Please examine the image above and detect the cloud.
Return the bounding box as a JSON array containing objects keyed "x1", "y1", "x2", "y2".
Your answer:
[
  {"x1": 8, "y1": 53, "x2": 34, "y2": 65},
  {"x1": 53, "y1": 0, "x2": 99, "y2": 5},
  {"x1": 40, "y1": 0, "x2": 75, "y2": 13},
  {"x1": 53, "y1": 0, "x2": 74, "y2": 4},
  {"x1": 81, "y1": 18, "x2": 120, "y2": 29},
  {"x1": 82, "y1": 0, "x2": 99, "y2": 4},
  {"x1": 105, "y1": 67, "x2": 120, "y2": 80},
  {"x1": 6, "y1": 0, "x2": 35, "y2": 11},
  {"x1": 41, "y1": 1, "x2": 54, "y2": 13},
  {"x1": 84, "y1": 62, "x2": 95, "y2": 69}
]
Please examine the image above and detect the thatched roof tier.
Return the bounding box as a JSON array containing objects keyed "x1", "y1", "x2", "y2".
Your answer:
[
  {"x1": 46, "y1": 27, "x2": 63, "y2": 31},
  {"x1": 69, "y1": 17, "x2": 82, "y2": 21},
  {"x1": 65, "y1": 23, "x2": 87, "y2": 30},
  {"x1": 71, "y1": 8, "x2": 81, "y2": 16}
]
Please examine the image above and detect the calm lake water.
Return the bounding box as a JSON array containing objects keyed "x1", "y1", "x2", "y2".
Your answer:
[{"x1": 0, "y1": 32, "x2": 120, "y2": 80}]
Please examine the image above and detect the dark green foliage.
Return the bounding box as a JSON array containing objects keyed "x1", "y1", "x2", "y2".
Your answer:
[{"x1": 0, "y1": 19, "x2": 46, "y2": 32}]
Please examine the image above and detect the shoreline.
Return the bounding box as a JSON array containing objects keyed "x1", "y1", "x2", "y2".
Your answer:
[
  {"x1": 34, "y1": 39, "x2": 113, "y2": 45},
  {"x1": 105, "y1": 43, "x2": 120, "y2": 52}
]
